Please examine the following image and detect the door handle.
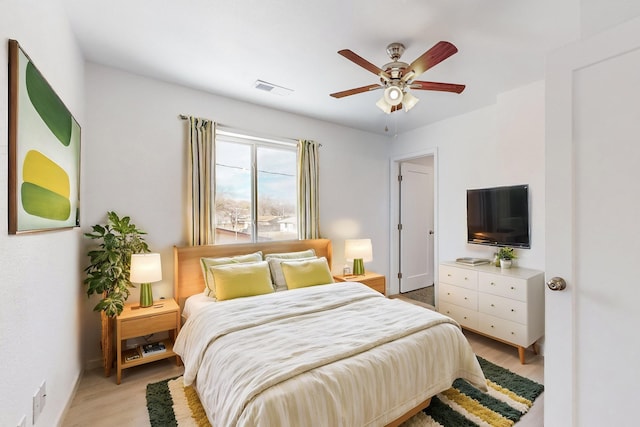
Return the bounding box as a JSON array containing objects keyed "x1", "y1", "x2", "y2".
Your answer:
[{"x1": 546, "y1": 277, "x2": 567, "y2": 291}]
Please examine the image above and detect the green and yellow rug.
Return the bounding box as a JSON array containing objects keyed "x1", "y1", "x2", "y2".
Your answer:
[{"x1": 146, "y1": 357, "x2": 543, "y2": 427}]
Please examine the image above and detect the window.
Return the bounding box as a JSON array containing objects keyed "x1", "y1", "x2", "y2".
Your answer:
[{"x1": 214, "y1": 131, "x2": 297, "y2": 244}]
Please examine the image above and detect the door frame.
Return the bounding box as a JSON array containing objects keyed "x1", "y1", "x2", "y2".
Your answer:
[{"x1": 388, "y1": 148, "x2": 438, "y2": 296}]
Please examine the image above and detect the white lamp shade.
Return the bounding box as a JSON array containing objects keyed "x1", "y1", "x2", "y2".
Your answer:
[
  {"x1": 345, "y1": 239, "x2": 373, "y2": 262},
  {"x1": 383, "y1": 86, "x2": 404, "y2": 106},
  {"x1": 403, "y1": 92, "x2": 420, "y2": 111},
  {"x1": 376, "y1": 97, "x2": 392, "y2": 114},
  {"x1": 130, "y1": 253, "x2": 162, "y2": 283}
]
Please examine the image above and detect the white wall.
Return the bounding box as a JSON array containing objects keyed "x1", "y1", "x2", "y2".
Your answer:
[
  {"x1": 389, "y1": 80, "x2": 546, "y2": 285},
  {"x1": 82, "y1": 64, "x2": 390, "y2": 367},
  {"x1": 0, "y1": 1, "x2": 85, "y2": 426}
]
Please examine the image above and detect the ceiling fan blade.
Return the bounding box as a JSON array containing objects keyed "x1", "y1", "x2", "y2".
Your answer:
[
  {"x1": 410, "y1": 81, "x2": 466, "y2": 94},
  {"x1": 338, "y1": 49, "x2": 391, "y2": 80},
  {"x1": 402, "y1": 41, "x2": 458, "y2": 81},
  {"x1": 330, "y1": 84, "x2": 382, "y2": 98}
]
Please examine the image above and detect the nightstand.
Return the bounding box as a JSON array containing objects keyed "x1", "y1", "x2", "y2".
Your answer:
[
  {"x1": 334, "y1": 271, "x2": 386, "y2": 294},
  {"x1": 115, "y1": 298, "x2": 181, "y2": 384}
]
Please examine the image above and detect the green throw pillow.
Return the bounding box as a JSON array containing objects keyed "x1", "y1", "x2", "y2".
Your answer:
[
  {"x1": 280, "y1": 257, "x2": 334, "y2": 289},
  {"x1": 210, "y1": 261, "x2": 275, "y2": 301}
]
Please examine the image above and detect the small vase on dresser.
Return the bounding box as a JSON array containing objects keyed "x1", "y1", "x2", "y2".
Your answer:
[{"x1": 500, "y1": 259, "x2": 512, "y2": 269}]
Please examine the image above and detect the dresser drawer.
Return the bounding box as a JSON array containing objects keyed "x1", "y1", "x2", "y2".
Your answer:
[
  {"x1": 478, "y1": 313, "x2": 529, "y2": 347},
  {"x1": 439, "y1": 283, "x2": 478, "y2": 310},
  {"x1": 479, "y1": 293, "x2": 527, "y2": 324},
  {"x1": 478, "y1": 272, "x2": 528, "y2": 301},
  {"x1": 439, "y1": 265, "x2": 478, "y2": 290},
  {"x1": 439, "y1": 302, "x2": 478, "y2": 329}
]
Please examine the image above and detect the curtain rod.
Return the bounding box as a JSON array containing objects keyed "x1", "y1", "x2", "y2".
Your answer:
[{"x1": 178, "y1": 114, "x2": 321, "y2": 146}]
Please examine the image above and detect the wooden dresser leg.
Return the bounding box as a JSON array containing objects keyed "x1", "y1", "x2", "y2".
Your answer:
[{"x1": 518, "y1": 346, "x2": 526, "y2": 364}]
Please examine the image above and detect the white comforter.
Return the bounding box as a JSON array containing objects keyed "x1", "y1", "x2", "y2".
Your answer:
[{"x1": 174, "y1": 282, "x2": 486, "y2": 427}]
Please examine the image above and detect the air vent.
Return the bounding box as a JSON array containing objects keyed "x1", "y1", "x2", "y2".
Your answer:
[{"x1": 254, "y1": 80, "x2": 294, "y2": 96}]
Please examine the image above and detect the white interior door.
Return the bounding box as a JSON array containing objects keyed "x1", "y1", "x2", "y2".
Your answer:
[
  {"x1": 399, "y1": 162, "x2": 434, "y2": 292},
  {"x1": 545, "y1": 16, "x2": 640, "y2": 426}
]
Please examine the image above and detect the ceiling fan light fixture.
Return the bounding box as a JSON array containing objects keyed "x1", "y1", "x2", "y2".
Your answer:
[
  {"x1": 383, "y1": 85, "x2": 404, "y2": 106},
  {"x1": 403, "y1": 92, "x2": 420, "y2": 112},
  {"x1": 376, "y1": 97, "x2": 392, "y2": 114}
]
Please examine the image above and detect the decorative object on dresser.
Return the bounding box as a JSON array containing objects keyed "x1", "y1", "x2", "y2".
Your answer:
[
  {"x1": 116, "y1": 298, "x2": 180, "y2": 384},
  {"x1": 333, "y1": 271, "x2": 386, "y2": 294},
  {"x1": 344, "y1": 238, "x2": 373, "y2": 275},
  {"x1": 496, "y1": 246, "x2": 517, "y2": 269},
  {"x1": 438, "y1": 261, "x2": 544, "y2": 363},
  {"x1": 130, "y1": 253, "x2": 163, "y2": 308},
  {"x1": 84, "y1": 211, "x2": 150, "y2": 377}
]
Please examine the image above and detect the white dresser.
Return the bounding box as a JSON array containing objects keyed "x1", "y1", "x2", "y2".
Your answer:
[{"x1": 438, "y1": 261, "x2": 545, "y2": 363}]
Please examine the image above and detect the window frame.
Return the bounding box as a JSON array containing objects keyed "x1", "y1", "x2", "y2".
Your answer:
[{"x1": 214, "y1": 128, "x2": 298, "y2": 244}]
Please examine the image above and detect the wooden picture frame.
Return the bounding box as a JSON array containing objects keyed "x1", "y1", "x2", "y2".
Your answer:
[{"x1": 8, "y1": 39, "x2": 81, "y2": 234}]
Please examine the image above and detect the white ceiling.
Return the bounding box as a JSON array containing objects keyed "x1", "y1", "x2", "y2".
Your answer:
[{"x1": 60, "y1": 0, "x2": 579, "y2": 135}]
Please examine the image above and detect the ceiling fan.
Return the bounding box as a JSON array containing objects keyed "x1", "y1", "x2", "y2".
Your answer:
[{"x1": 330, "y1": 41, "x2": 465, "y2": 114}]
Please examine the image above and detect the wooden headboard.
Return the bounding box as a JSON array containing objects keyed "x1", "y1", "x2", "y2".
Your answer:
[{"x1": 173, "y1": 239, "x2": 332, "y2": 311}]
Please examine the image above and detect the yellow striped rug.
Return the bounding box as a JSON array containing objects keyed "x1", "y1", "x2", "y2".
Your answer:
[{"x1": 146, "y1": 357, "x2": 543, "y2": 426}]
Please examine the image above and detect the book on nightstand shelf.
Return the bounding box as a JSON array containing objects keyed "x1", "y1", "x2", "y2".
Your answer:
[
  {"x1": 141, "y1": 341, "x2": 166, "y2": 357},
  {"x1": 123, "y1": 348, "x2": 141, "y2": 362}
]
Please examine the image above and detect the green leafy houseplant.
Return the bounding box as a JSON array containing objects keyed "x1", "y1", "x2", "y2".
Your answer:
[
  {"x1": 84, "y1": 212, "x2": 150, "y2": 317},
  {"x1": 497, "y1": 246, "x2": 517, "y2": 261}
]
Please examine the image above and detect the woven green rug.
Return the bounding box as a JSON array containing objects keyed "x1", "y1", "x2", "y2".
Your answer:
[{"x1": 146, "y1": 357, "x2": 543, "y2": 427}]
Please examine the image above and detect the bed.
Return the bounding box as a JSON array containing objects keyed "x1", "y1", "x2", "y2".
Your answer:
[{"x1": 173, "y1": 239, "x2": 486, "y2": 427}]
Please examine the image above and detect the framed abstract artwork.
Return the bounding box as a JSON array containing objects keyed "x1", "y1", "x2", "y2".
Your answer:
[{"x1": 8, "y1": 39, "x2": 81, "y2": 234}]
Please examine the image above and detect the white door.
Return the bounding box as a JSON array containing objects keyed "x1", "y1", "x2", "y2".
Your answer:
[
  {"x1": 545, "y1": 16, "x2": 640, "y2": 426},
  {"x1": 399, "y1": 162, "x2": 434, "y2": 292}
]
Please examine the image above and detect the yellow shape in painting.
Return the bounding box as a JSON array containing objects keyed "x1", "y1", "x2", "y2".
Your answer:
[
  {"x1": 21, "y1": 150, "x2": 71, "y2": 221},
  {"x1": 23, "y1": 150, "x2": 70, "y2": 198}
]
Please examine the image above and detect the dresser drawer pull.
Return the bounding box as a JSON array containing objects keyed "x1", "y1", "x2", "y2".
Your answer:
[
  {"x1": 490, "y1": 282, "x2": 496, "y2": 286},
  {"x1": 490, "y1": 304, "x2": 495, "y2": 307},
  {"x1": 464, "y1": 297, "x2": 468, "y2": 300},
  {"x1": 490, "y1": 325, "x2": 495, "y2": 328},
  {"x1": 511, "y1": 309, "x2": 515, "y2": 312},
  {"x1": 464, "y1": 316, "x2": 468, "y2": 319},
  {"x1": 510, "y1": 286, "x2": 516, "y2": 290},
  {"x1": 464, "y1": 277, "x2": 468, "y2": 280},
  {"x1": 447, "y1": 274, "x2": 452, "y2": 277},
  {"x1": 447, "y1": 292, "x2": 451, "y2": 296}
]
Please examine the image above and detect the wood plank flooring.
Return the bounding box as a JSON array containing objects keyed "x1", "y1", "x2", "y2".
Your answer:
[{"x1": 62, "y1": 307, "x2": 543, "y2": 426}]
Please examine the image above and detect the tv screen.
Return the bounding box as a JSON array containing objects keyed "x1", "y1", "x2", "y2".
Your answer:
[{"x1": 467, "y1": 185, "x2": 530, "y2": 249}]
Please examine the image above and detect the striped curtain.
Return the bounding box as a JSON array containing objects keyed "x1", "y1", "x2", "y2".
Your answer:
[
  {"x1": 297, "y1": 140, "x2": 320, "y2": 239},
  {"x1": 187, "y1": 117, "x2": 215, "y2": 245}
]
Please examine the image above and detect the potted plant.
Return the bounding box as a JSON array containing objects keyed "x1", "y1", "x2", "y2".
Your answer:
[
  {"x1": 84, "y1": 212, "x2": 150, "y2": 376},
  {"x1": 84, "y1": 211, "x2": 150, "y2": 317},
  {"x1": 497, "y1": 247, "x2": 517, "y2": 269}
]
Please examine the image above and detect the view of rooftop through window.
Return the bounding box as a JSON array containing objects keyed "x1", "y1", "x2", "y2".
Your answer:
[{"x1": 214, "y1": 139, "x2": 297, "y2": 244}]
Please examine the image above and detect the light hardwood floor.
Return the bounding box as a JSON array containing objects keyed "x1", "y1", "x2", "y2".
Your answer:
[{"x1": 62, "y1": 310, "x2": 543, "y2": 426}]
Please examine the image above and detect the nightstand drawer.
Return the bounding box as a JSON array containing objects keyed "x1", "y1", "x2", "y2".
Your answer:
[
  {"x1": 120, "y1": 312, "x2": 177, "y2": 339},
  {"x1": 363, "y1": 276, "x2": 385, "y2": 293}
]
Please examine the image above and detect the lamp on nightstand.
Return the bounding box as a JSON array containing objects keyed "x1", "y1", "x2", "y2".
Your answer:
[
  {"x1": 130, "y1": 253, "x2": 162, "y2": 308},
  {"x1": 345, "y1": 239, "x2": 373, "y2": 276}
]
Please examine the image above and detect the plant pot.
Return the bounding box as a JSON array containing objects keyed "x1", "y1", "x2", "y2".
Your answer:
[{"x1": 500, "y1": 259, "x2": 512, "y2": 269}]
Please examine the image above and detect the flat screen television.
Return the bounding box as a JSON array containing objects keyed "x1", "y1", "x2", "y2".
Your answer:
[{"x1": 467, "y1": 184, "x2": 530, "y2": 249}]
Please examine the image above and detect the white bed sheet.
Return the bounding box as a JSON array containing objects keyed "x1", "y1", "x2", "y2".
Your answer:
[
  {"x1": 175, "y1": 282, "x2": 486, "y2": 427},
  {"x1": 181, "y1": 292, "x2": 215, "y2": 320}
]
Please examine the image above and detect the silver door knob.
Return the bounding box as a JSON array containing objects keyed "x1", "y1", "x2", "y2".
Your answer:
[{"x1": 546, "y1": 277, "x2": 567, "y2": 291}]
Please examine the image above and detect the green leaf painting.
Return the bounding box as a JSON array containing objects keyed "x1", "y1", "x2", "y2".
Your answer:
[{"x1": 25, "y1": 61, "x2": 73, "y2": 147}]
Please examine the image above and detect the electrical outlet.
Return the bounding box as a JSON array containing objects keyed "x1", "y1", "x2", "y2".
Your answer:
[
  {"x1": 32, "y1": 390, "x2": 41, "y2": 424},
  {"x1": 32, "y1": 381, "x2": 46, "y2": 424},
  {"x1": 17, "y1": 415, "x2": 26, "y2": 427},
  {"x1": 40, "y1": 381, "x2": 46, "y2": 412}
]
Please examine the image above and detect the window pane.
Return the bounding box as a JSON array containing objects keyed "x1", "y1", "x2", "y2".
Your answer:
[
  {"x1": 214, "y1": 141, "x2": 253, "y2": 244},
  {"x1": 257, "y1": 146, "x2": 297, "y2": 241}
]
